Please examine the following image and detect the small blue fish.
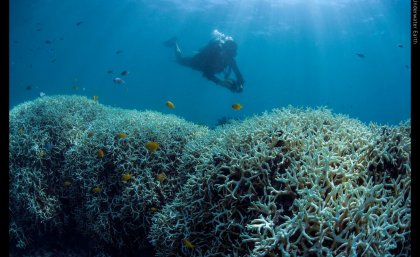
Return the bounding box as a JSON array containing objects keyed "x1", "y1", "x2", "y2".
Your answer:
[
  {"x1": 356, "y1": 53, "x2": 365, "y2": 58},
  {"x1": 44, "y1": 142, "x2": 54, "y2": 151}
]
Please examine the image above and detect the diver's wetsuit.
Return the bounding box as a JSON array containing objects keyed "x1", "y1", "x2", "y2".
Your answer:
[{"x1": 172, "y1": 38, "x2": 245, "y2": 92}]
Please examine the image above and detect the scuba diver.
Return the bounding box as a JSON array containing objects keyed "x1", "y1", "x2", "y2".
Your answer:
[{"x1": 164, "y1": 30, "x2": 245, "y2": 93}]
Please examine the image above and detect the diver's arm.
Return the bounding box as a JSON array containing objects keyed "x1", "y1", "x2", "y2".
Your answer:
[
  {"x1": 230, "y1": 60, "x2": 244, "y2": 85},
  {"x1": 204, "y1": 72, "x2": 238, "y2": 89},
  {"x1": 203, "y1": 72, "x2": 223, "y2": 85}
]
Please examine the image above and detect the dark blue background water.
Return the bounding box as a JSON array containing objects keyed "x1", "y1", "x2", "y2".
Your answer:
[{"x1": 10, "y1": 0, "x2": 411, "y2": 127}]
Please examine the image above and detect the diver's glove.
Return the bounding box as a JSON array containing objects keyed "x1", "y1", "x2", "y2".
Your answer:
[
  {"x1": 219, "y1": 79, "x2": 243, "y2": 93},
  {"x1": 234, "y1": 82, "x2": 244, "y2": 93}
]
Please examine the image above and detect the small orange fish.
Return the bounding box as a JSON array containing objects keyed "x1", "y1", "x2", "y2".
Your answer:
[
  {"x1": 145, "y1": 141, "x2": 159, "y2": 153},
  {"x1": 150, "y1": 207, "x2": 158, "y2": 213},
  {"x1": 231, "y1": 103, "x2": 243, "y2": 110},
  {"x1": 97, "y1": 149, "x2": 105, "y2": 158},
  {"x1": 116, "y1": 133, "x2": 127, "y2": 139},
  {"x1": 165, "y1": 101, "x2": 175, "y2": 109},
  {"x1": 156, "y1": 172, "x2": 166, "y2": 182},
  {"x1": 63, "y1": 180, "x2": 72, "y2": 186},
  {"x1": 92, "y1": 95, "x2": 99, "y2": 101},
  {"x1": 92, "y1": 187, "x2": 102, "y2": 193},
  {"x1": 121, "y1": 173, "x2": 133, "y2": 182},
  {"x1": 183, "y1": 239, "x2": 195, "y2": 249}
]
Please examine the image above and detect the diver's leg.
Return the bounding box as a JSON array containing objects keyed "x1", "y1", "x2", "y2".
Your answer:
[
  {"x1": 176, "y1": 56, "x2": 195, "y2": 68},
  {"x1": 174, "y1": 43, "x2": 182, "y2": 60},
  {"x1": 173, "y1": 43, "x2": 194, "y2": 67},
  {"x1": 164, "y1": 37, "x2": 198, "y2": 69},
  {"x1": 163, "y1": 37, "x2": 182, "y2": 60}
]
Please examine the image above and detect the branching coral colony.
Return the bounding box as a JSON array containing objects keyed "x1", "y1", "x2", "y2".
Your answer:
[
  {"x1": 149, "y1": 107, "x2": 410, "y2": 257},
  {"x1": 9, "y1": 95, "x2": 209, "y2": 253},
  {"x1": 10, "y1": 96, "x2": 410, "y2": 257}
]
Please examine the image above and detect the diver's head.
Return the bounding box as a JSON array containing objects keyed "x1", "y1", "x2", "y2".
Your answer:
[{"x1": 223, "y1": 39, "x2": 237, "y2": 57}]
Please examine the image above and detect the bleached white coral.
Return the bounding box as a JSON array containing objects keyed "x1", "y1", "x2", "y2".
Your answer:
[
  {"x1": 9, "y1": 98, "x2": 410, "y2": 256},
  {"x1": 9, "y1": 95, "x2": 209, "y2": 253},
  {"x1": 149, "y1": 106, "x2": 410, "y2": 257}
]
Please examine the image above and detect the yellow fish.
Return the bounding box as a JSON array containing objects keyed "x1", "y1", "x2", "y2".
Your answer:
[
  {"x1": 97, "y1": 149, "x2": 105, "y2": 158},
  {"x1": 156, "y1": 172, "x2": 166, "y2": 182},
  {"x1": 37, "y1": 150, "x2": 45, "y2": 158},
  {"x1": 183, "y1": 239, "x2": 195, "y2": 249},
  {"x1": 145, "y1": 141, "x2": 159, "y2": 153},
  {"x1": 92, "y1": 187, "x2": 102, "y2": 193},
  {"x1": 150, "y1": 207, "x2": 158, "y2": 213},
  {"x1": 231, "y1": 103, "x2": 243, "y2": 110},
  {"x1": 165, "y1": 101, "x2": 175, "y2": 109},
  {"x1": 92, "y1": 95, "x2": 99, "y2": 101},
  {"x1": 116, "y1": 133, "x2": 127, "y2": 139},
  {"x1": 63, "y1": 180, "x2": 72, "y2": 187},
  {"x1": 121, "y1": 173, "x2": 133, "y2": 182}
]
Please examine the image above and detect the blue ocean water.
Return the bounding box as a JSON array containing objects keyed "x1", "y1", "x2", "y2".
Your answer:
[{"x1": 9, "y1": 0, "x2": 411, "y2": 127}]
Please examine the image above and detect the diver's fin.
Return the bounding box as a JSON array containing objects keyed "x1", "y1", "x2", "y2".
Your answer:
[{"x1": 163, "y1": 36, "x2": 177, "y2": 47}]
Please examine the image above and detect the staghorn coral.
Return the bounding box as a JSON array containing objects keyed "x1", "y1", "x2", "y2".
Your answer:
[
  {"x1": 66, "y1": 108, "x2": 208, "y2": 252},
  {"x1": 10, "y1": 97, "x2": 410, "y2": 256},
  {"x1": 9, "y1": 95, "x2": 208, "y2": 255},
  {"x1": 149, "y1": 106, "x2": 411, "y2": 257},
  {"x1": 9, "y1": 95, "x2": 108, "y2": 250}
]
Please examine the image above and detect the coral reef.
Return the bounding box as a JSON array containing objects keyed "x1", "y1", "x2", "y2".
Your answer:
[
  {"x1": 10, "y1": 96, "x2": 410, "y2": 256},
  {"x1": 149, "y1": 107, "x2": 411, "y2": 257},
  {"x1": 9, "y1": 96, "x2": 108, "y2": 250},
  {"x1": 214, "y1": 116, "x2": 242, "y2": 128},
  {"x1": 9, "y1": 95, "x2": 208, "y2": 255}
]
